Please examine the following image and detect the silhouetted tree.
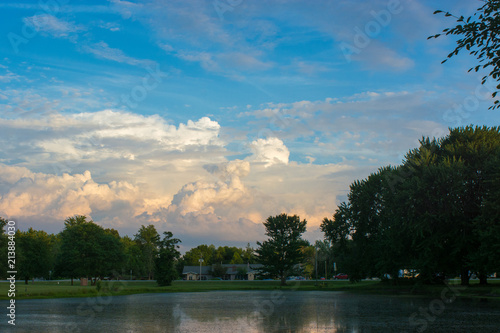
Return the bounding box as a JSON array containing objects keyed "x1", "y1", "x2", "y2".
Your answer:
[
  {"x1": 156, "y1": 231, "x2": 181, "y2": 286},
  {"x1": 134, "y1": 225, "x2": 160, "y2": 280},
  {"x1": 256, "y1": 213, "x2": 307, "y2": 286}
]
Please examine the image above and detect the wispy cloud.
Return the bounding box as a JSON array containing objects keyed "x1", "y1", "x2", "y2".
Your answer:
[
  {"x1": 96, "y1": 20, "x2": 121, "y2": 32},
  {"x1": 291, "y1": 60, "x2": 332, "y2": 76},
  {"x1": 82, "y1": 41, "x2": 156, "y2": 68},
  {"x1": 353, "y1": 41, "x2": 415, "y2": 71},
  {"x1": 175, "y1": 50, "x2": 272, "y2": 74},
  {"x1": 0, "y1": 70, "x2": 21, "y2": 83},
  {"x1": 241, "y1": 91, "x2": 449, "y2": 165},
  {"x1": 23, "y1": 14, "x2": 84, "y2": 38}
]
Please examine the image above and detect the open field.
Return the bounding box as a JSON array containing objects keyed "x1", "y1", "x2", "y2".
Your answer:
[{"x1": 1, "y1": 279, "x2": 500, "y2": 300}]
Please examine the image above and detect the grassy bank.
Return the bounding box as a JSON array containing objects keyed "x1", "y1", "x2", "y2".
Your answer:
[{"x1": 1, "y1": 279, "x2": 499, "y2": 300}]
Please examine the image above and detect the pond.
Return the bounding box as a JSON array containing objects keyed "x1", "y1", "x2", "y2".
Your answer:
[{"x1": 2, "y1": 290, "x2": 500, "y2": 332}]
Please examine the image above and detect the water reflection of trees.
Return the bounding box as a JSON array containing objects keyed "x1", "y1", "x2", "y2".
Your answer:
[
  {"x1": 104, "y1": 292, "x2": 500, "y2": 332},
  {"x1": 172, "y1": 291, "x2": 349, "y2": 332},
  {"x1": 20, "y1": 292, "x2": 500, "y2": 332}
]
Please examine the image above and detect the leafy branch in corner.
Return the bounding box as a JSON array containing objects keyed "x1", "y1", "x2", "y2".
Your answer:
[{"x1": 429, "y1": 1, "x2": 500, "y2": 109}]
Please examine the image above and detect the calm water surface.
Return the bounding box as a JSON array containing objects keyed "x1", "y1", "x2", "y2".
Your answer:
[{"x1": 2, "y1": 290, "x2": 500, "y2": 332}]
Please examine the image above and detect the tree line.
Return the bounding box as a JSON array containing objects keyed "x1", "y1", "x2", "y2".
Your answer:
[
  {"x1": 0, "y1": 213, "x2": 323, "y2": 287},
  {"x1": 0, "y1": 216, "x2": 183, "y2": 286},
  {"x1": 0, "y1": 213, "x2": 313, "y2": 286},
  {"x1": 321, "y1": 126, "x2": 500, "y2": 285}
]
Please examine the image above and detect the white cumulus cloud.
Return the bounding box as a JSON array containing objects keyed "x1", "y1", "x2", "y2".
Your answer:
[
  {"x1": 0, "y1": 165, "x2": 147, "y2": 223},
  {"x1": 0, "y1": 110, "x2": 224, "y2": 172},
  {"x1": 169, "y1": 160, "x2": 252, "y2": 216},
  {"x1": 249, "y1": 137, "x2": 289, "y2": 167}
]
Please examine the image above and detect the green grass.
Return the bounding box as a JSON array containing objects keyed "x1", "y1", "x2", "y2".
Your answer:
[{"x1": 1, "y1": 279, "x2": 500, "y2": 300}]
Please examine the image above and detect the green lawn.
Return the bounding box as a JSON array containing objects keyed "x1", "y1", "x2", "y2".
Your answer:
[{"x1": 1, "y1": 279, "x2": 499, "y2": 300}]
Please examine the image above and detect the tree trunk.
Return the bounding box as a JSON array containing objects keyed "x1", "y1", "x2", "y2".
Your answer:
[
  {"x1": 71, "y1": 277, "x2": 74, "y2": 286},
  {"x1": 479, "y1": 273, "x2": 488, "y2": 285},
  {"x1": 280, "y1": 275, "x2": 287, "y2": 286},
  {"x1": 25, "y1": 277, "x2": 29, "y2": 285},
  {"x1": 460, "y1": 268, "x2": 470, "y2": 286}
]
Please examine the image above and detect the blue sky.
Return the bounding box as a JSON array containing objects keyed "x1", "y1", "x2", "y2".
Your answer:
[{"x1": 1, "y1": 0, "x2": 499, "y2": 251}]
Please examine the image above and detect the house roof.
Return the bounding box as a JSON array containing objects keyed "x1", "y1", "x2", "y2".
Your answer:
[
  {"x1": 224, "y1": 264, "x2": 263, "y2": 274},
  {"x1": 182, "y1": 266, "x2": 212, "y2": 275}
]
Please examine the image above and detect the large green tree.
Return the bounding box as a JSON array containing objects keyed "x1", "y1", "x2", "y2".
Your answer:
[
  {"x1": 155, "y1": 231, "x2": 181, "y2": 286},
  {"x1": 321, "y1": 166, "x2": 408, "y2": 282},
  {"x1": 121, "y1": 235, "x2": 144, "y2": 279},
  {"x1": 403, "y1": 126, "x2": 500, "y2": 284},
  {"x1": 255, "y1": 213, "x2": 307, "y2": 286},
  {"x1": 322, "y1": 126, "x2": 500, "y2": 285},
  {"x1": 134, "y1": 224, "x2": 160, "y2": 280},
  {"x1": 55, "y1": 215, "x2": 86, "y2": 284},
  {"x1": 17, "y1": 228, "x2": 53, "y2": 284},
  {"x1": 398, "y1": 140, "x2": 467, "y2": 283},
  {"x1": 439, "y1": 126, "x2": 500, "y2": 284},
  {"x1": 429, "y1": 0, "x2": 500, "y2": 109},
  {"x1": 56, "y1": 215, "x2": 124, "y2": 285}
]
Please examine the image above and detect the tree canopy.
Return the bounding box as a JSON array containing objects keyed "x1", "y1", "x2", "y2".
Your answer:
[
  {"x1": 182, "y1": 244, "x2": 256, "y2": 266},
  {"x1": 56, "y1": 215, "x2": 124, "y2": 285},
  {"x1": 256, "y1": 213, "x2": 308, "y2": 286},
  {"x1": 134, "y1": 224, "x2": 160, "y2": 280},
  {"x1": 17, "y1": 228, "x2": 54, "y2": 284},
  {"x1": 155, "y1": 231, "x2": 181, "y2": 286},
  {"x1": 322, "y1": 126, "x2": 500, "y2": 285}
]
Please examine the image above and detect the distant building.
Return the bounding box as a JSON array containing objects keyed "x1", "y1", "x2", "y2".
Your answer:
[
  {"x1": 182, "y1": 263, "x2": 263, "y2": 281},
  {"x1": 183, "y1": 266, "x2": 212, "y2": 281}
]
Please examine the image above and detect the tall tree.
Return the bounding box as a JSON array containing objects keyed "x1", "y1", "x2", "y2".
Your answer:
[
  {"x1": 322, "y1": 126, "x2": 500, "y2": 285},
  {"x1": 55, "y1": 215, "x2": 87, "y2": 284},
  {"x1": 56, "y1": 215, "x2": 124, "y2": 285},
  {"x1": 134, "y1": 225, "x2": 160, "y2": 280},
  {"x1": 156, "y1": 231, "x2": 181, "y2": 286},
  {"x1": 429, "y1": 1, "x2": 500, "y2": 109},
  {"x1": 256, "y1": 214, "x2": 307, "y2": 286},
  {"x1": 399, "y1": 143, "x2": 467, "y2": 283},
  {"x1": 121, "y1": 235, "x2": 144, "y2": 278},
  {"x1": 321, "y1": 166, "x2": 406, "y2": 282},
  {"x1": 17, "y1": 228, "x2": 53, "y2": 284},
  {"x1": 99, "y1": 228, "x2": 125, "y2": 279}
]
